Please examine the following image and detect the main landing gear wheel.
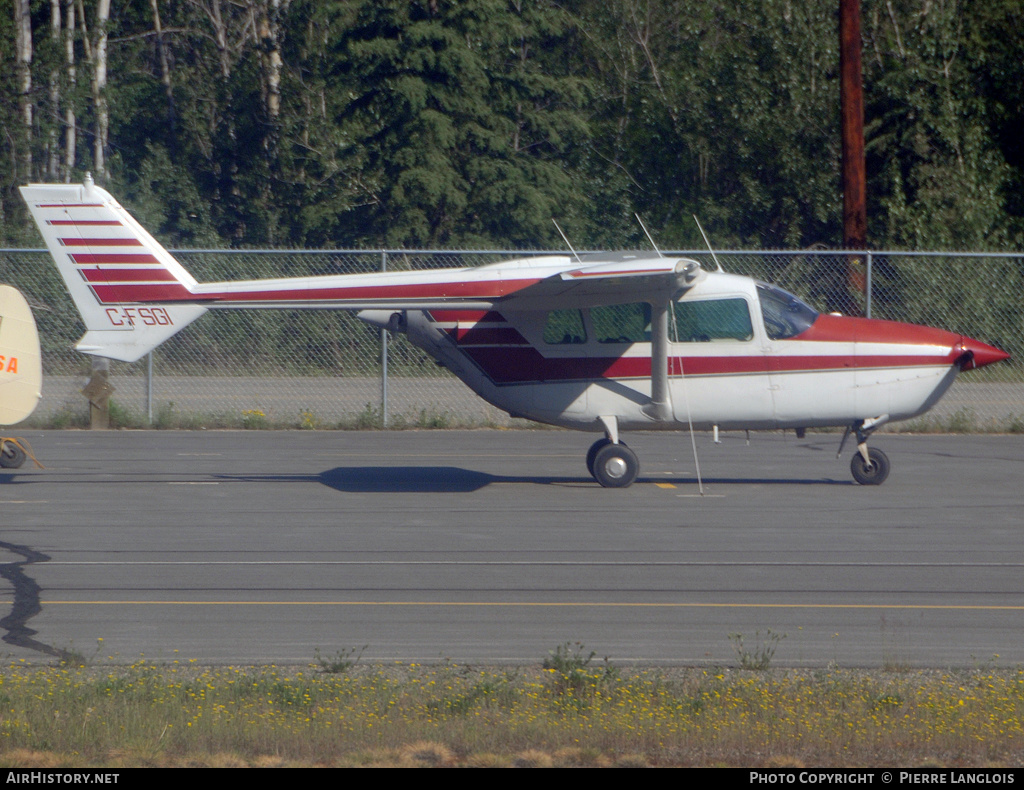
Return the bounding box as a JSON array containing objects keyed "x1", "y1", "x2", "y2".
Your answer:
[
  {"x1": 586, "y1": 438, "x2": 613, "y2": 477},
  {"x1": 591, "y1": 442, "x2": 639, "y2": 488},
  {"x1": 0, "y1": 441, "x2": 27, "y2": 470},
  {"x1": 850, "y1": 447, "x2": 890, "y2": 486}
]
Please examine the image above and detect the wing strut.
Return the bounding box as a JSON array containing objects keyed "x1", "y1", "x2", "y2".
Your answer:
[
  {"x1": 644, "y1": 295, "x2": 704, "y2": 493},
  {"x1": 643, "y1": 299, "x2": 673, "y2": 422}
]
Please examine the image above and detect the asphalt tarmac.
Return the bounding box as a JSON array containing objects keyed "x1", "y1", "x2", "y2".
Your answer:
[{"x1": 1, "y1": 429, "x2": 1021, "y2": 667}]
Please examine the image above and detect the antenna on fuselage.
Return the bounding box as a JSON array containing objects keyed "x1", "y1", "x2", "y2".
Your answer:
[
  {"x1": 693, "y1": 215, "x2": 724, "y2": 272},
  {"x1": 634, "y1": 214, "x2": 663, "y2": 257},
  {"x1": 551, "y1": 219, "x2": 582, "y2": 263}
]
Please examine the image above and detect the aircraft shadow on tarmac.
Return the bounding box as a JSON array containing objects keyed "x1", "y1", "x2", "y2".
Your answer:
[
  {"x1": 315, "y1": 466, "x2": 852, "y2": 493},
  {"x1": 2, "y1": 466, "x2": 852, "y2": 492},
  {"x1": 321, "y1": 466, "x2": 541, "y2": 493}
]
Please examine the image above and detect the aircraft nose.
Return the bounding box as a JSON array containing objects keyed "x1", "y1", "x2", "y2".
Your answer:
[{"x1": 957, "y1": 336, "x2": 1010, "y2": 371}]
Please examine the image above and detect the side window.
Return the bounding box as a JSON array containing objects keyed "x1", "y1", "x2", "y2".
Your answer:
[
  {"x1": 590, "y1": 303, "x2": 651, "y2": 343},
  {"x1": 543, "y1": 309, "x2": 586, "y2": 345},
  {"x1": 674, "y1": 298, "x2": 753, "y2": 342}
]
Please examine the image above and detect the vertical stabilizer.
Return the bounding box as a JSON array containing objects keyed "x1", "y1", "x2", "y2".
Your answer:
[{"x1": 20, "y1": 177, "x2": 207, "y2": 363}]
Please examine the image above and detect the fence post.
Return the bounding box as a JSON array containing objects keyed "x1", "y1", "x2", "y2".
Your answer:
[
  {"x1": 146, "y1": 351, "x2": 153, "y2": 424},
  {"x1": 83, "y1": 357, "x2": 113, "y2": 429},
  {"x1": 865, "y1": 251, "x2": 872, "y2": 319},
  {"x1": 381, "y1": 250, "x2": 388, "y2": 428}
]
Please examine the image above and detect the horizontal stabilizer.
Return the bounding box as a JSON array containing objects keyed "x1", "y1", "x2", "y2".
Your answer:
[{"x1": 74, "y1": 307, "x2": 207, "y2": 362}]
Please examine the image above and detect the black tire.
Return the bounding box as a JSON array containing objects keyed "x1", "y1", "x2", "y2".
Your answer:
[
  {"x1": 850, "y1": 447, "x2": 889, "y2": 486},
  {"x1": 586, "y1": 438, "x2": 613, "y2": 477},
  {"x1": 592, "y1": 443, "x2": 639, "y2": 488},
  {"x1": 0, "y1": 441, "x2": 27, "y2": 470}
]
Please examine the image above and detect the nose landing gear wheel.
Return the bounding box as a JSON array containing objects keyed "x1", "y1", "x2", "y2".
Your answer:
[
  {"x1": 850, "y1": 447, "x2": 890, "y2": 486},
  {"x1": 592, "y1": 442, "x2": 639, "y2": 488}
]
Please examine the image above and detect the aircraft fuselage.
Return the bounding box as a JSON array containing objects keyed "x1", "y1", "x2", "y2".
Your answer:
[{"x1": 393, "y1": 272, "x2": 993, "y2": 433}]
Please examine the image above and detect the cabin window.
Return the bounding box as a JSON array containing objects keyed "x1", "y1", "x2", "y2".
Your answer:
[
  {"x1": 673, "y1": 298, "x2": 753, "y2": 342},
  {"x1": 590, "y1": 303, "x2": 651, "y2": 343},
  {"x1": 757, "y1": 283, "x2": 818, "y2": 340},
  {"x1": 543, "y1": 309, "x2": 587, "y2": 344}
]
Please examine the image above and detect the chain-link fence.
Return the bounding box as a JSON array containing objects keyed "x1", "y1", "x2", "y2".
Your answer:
[{"x1": 2, "y1": 248, "x2": 1021, "y2": 430}]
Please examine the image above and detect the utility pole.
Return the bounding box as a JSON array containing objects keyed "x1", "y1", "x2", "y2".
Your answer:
[{"x1": 839, "y1": 0, "x2": 867, "y2": 314}]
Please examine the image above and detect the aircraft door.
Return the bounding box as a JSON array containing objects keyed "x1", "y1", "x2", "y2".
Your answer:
[
  {"x1": 669, "y1": 296, "x2": 774, "y2": 428},
  {"x1": 758, "y1": 285, "x2": 855, "y2": 425}
]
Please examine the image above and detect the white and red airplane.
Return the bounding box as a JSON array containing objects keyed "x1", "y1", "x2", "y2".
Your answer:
[
  {"x1": 21, "y1": 177, "x2": 1009, "y2": 487},
  {"x1": 1, "y1": 283, "x2": 43, "y2": 469}
]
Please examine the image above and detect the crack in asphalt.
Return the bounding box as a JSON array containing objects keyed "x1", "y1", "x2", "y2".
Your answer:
[{"x1": 0, "y1": 540, "x2": 65, "y2": 659}]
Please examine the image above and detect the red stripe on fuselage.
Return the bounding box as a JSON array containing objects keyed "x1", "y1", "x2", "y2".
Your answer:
[
  {"x1": 200, "y1": 279, "x2": 541, "y2": 304},
  {"x1": 461, "y1": 348, "x2": 958, "y2": 385},
  {"x1": 795, "y1": 313, "x2": 961, "y2": 347},
  {"x1": 89, "y1": 278, "x2": 530, "y2": 304}
]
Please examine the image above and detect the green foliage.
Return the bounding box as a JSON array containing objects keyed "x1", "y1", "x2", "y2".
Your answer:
[
  {"x1": 577, "y1": 0, "x2": 842, "y2": 249},
  {"x1": 542, "y1": 641, "x2": 618, "y2": 697},
  {"x1": 56, "y1": 639, "x2": 105, "y2": 669},
  {"x1": 729, "y1": 629, "x2": 786, "y2": 670},
  {"x1": 327, "y1": 0, "x2": 591, "y2": 248},
  {"x1": 1, "y1": 662, "x2": 1024, "y2": 767},
  {"x1": 350, "y1": 403, "x2": 383, "y2": 429},
  {"x1": 865, "y1": 0, "x2": 1016, "y2": 251},
  {"x1": 116, "y1": 146, "x2": 221, "y2": 248},
  {"x1": 107, "y1": 400, "x2": 144, "y2": 430},
  {"x1": 1, "y1": 1, "x2": 1023, "y2": 250},
  {"x1": 313, "y1": 645, "x2": 367, "y2": 674},
  {"x1": 240, "y1": 409, "x2": 269, "y2": 429},
  {"x1": 427, "y1": 671, "x2": 520, "y2": 716}
]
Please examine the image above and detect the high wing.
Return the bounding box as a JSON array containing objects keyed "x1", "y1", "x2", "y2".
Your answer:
[
  {"x1": 21, "y1": 178, "x2": 701, "y2": 362},
  {"x1": 491, "y1": 254, "x2": 703, "y2": 311},
  {"x1": 185, "y1": 253, "x2": 701, "y2": 311}
]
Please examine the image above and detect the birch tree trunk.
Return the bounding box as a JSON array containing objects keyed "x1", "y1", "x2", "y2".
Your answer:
[
  {"x1": 257, "y1": 0, "x2": 285, "y2": 120},
  {"x1": 150, "y1": 0, "x2": 176, "y2": 141},
  {"x1": 210, "y1": 0, "x2": 232, "y2": 81},
  {"x1": 48, "y1": 0, "x2": 62, "y2": 180},
  {"x1": 92, "y1": 0, "x2": 112, "y2": 181},
  {"x1": 64, "y1": 0, "x2": 77, "y2": 182},
  {"x1": 14, "y1": 0, "x2": 33, "y2": 179}
]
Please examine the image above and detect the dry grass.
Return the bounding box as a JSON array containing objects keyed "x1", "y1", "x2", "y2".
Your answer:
[{"x1": 0, "y1": 660, "x2": 1022, "y2": 767}]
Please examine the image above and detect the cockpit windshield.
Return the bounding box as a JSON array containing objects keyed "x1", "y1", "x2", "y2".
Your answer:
[{"x1": 756, "y1": 283, "x2": 819, "y2": 340}]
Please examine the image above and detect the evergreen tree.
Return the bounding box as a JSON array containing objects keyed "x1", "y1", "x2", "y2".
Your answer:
[
  {"x1": 865, "y1": 0, "x2": 1015, "y2": 250},
  {"x1": 578, "y1": 0, "x2": 840, "y2": 249},
  {"x1": 326, "y1": 0, "x2": 591, "y2": 248}
]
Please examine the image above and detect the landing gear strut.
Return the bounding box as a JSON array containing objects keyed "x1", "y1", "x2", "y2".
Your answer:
[{"x1": 839, "y1": 416, "x2": 890, "y2": 486}]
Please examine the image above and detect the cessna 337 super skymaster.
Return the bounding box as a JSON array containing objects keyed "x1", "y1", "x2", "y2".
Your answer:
[{"x1": 21, "y1": 177, "x2": 1009, "y2": 487}]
